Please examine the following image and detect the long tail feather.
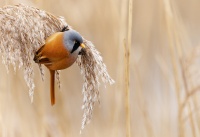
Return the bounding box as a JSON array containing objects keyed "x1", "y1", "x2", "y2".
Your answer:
[{"x1": 50, "y1": 70, "x2": 55, "y2": 105}]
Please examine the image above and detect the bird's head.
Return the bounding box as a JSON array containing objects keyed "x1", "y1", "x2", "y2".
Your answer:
[{"x1": 63, "y1": 29, "x2": 85, "y2": 56}]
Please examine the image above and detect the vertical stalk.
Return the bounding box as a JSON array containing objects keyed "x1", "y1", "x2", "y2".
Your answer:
[
  {"x1": 125, "y1": 0, "x2": 132, "y2": 137},
  {"x1": 162, "y1": 0, "x2": 183, "y2": 136}
]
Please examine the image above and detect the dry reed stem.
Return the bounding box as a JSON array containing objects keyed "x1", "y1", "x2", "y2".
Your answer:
[
  {"x1": 181, "y1": 85, "x2": 200, "y2": 109},
  {"x1": 183, "y1": 41, "x2": 200, "y2": 136},
  {"x1": 162, "y1": 0, "x2": 183, "y2": 136},
  {"x1": 124, "y1": 40, "x2": 131, "y2": 137},
  {"x1": 183, "y1": 105, "x2": 200, "y2": 123},
  {"x1": 171, "y1": 4, "x2": 197, "y2": 137},
  {"x1": 0, "y1": 3, "x2": 114, "y2": 131},
  {"x1": 162, "y1": 0, "x2": 198, "y2": 136},
  {"x1": 124, "y1": 0, "x2": 132, "y2": 137},
  {"x1": 173, "y1": 13, "x2": 196, "y2": 133}
]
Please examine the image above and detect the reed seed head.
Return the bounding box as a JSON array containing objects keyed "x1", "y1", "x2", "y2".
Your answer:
[{"x1": 0, "y1": 4, "x2": 114, "y2": 130}]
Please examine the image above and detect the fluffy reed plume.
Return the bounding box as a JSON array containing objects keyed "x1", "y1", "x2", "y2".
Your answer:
[
  {"x1": 77, "y1": 40, "x2": 115, "y2": 130},
  {"x1": 0, "y1": 4, "x2": 114, "y2": 130},
  {"x1": 0, "y1": 4, "x2": 67, "y2": 100}
]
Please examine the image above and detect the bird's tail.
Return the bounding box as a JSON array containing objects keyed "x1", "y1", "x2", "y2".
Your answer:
[{"x1": 50, "y1": 70, "x2": 55, "y2": 105}]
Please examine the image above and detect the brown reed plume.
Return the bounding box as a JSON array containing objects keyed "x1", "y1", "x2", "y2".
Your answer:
[
  {"x1": 77, "y1": 40, "x2": 115, "y2": 130},
  {"x1": 0, "y1": 3, "x2": 114, "y2": 130}
]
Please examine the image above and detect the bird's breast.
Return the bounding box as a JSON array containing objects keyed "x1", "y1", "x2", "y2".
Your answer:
[{"x1": 46, "y1": 55, "x2": 77, "y2": 70}]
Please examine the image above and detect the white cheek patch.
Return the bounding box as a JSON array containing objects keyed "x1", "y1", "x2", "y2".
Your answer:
[
  {"x1": 71, "y1": 46, "x2": 82, "y2": 58},
  {"x1": 74, "y1": 46, "x2": 82, "y2": 54},
  {"x1": 78, "y1": 46, "x2": 82, "y2": 51}
]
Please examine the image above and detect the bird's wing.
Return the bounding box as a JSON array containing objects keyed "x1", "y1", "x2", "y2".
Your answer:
[
  {"x1": 33, "y1": 45, "x2": 44, "y2": 63},
  {"x1": 33, "y1": 45, "x2": 50, "y2": 64},
  {"x1": 33, "y1": 32, "x2": 71, "y2": 66}
]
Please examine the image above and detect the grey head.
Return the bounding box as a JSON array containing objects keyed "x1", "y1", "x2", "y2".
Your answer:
[{"x1": 63, "y1": 29, "x2": 84, "y2": 55}]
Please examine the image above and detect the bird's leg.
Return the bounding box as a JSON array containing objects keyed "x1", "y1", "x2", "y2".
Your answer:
[{"x1": 50, "y1": 69, "x2": 55, "y2": 105}]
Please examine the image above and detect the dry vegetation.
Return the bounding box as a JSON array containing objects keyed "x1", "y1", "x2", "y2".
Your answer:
[{"x1": 0, "y1": 0, "x2": 200, "y2": 137}]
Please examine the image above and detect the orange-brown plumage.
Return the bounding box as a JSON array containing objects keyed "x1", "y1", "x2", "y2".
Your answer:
[
  {"x1": 35, "y1": 32, "x2": 77, "y2": 70},
  {"x1": 34, "y1": 30, "x2": 85, "y2": 105}
]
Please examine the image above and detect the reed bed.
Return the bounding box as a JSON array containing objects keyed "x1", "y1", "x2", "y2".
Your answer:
[{"x1": 0, "y1": 0, "x2": 200, "y2": 137}]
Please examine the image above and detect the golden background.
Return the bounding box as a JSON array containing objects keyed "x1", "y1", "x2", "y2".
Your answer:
[{"x1": 0, "y1": 0, "x2": 200, "y2": 137}]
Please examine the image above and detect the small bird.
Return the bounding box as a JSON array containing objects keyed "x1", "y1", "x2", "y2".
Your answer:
[{"x1": 34, "y1": 29, "x2": 85, "y2": 105}]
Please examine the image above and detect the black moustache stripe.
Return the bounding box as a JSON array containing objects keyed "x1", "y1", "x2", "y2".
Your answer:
[{"x1": 71, "y1": 42, "x2": 80, "y2": 53}]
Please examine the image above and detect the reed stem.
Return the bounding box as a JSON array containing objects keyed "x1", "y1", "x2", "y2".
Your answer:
[{"x1": 125, "y1": 0, "x2": 133, "y2": 136}]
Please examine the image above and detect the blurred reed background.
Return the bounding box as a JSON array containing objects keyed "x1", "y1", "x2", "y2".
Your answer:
[{"x1": 0, "y1": 0, "x2": 200, "y2": 137}]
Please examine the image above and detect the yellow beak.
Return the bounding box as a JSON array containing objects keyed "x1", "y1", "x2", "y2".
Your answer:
[{"x1": 80, "y1": 43, "x2": 86, "y2": 48}]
